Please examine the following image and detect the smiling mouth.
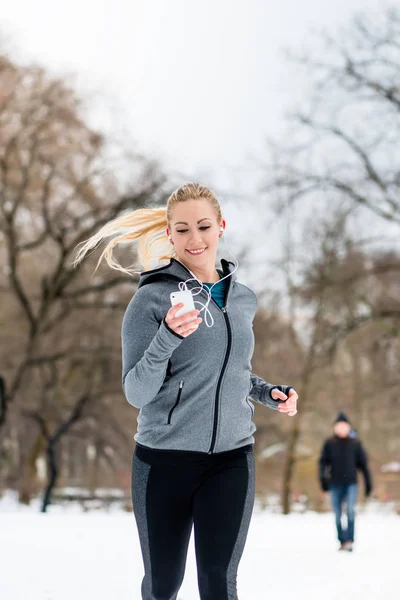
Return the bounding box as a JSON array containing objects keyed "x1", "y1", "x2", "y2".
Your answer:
[{"x1": 186, "y1": 248, "x2": 206, "y2": 255}]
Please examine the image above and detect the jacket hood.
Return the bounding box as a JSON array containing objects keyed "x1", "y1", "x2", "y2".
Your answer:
[{"x1": 138, "y1": 258, "x2": 237, "y2": 289}]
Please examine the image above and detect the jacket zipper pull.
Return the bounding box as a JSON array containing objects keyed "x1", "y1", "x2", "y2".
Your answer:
[{"x1": 179, "y1": 380, "x2": 184, "y2": 389}]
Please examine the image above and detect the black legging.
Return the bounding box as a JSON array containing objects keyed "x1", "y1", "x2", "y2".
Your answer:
[{"x1": 132, "y1": 443, "x2": 255, "y2": 600}]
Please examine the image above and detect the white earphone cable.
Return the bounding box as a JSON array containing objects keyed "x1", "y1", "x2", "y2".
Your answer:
[{"x1": 178, "y1": 234, "x2": 239, "y2": 328}]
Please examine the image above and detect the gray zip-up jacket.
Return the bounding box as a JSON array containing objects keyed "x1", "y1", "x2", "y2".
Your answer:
[{"x1": 122, "y1": 258, "x2": 292, "y2": 453}]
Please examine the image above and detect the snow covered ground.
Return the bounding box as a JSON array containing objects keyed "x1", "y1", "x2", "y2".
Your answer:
[{"x1": 1, "y1": 493, "x2": 399, "y2": 600}]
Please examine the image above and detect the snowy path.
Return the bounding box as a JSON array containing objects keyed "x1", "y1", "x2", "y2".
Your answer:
[{"x1": 1, "y1": 505, "x2": 399, "y2": 600}]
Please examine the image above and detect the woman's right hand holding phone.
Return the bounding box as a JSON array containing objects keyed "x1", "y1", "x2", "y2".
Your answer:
[{"x1": 165, "y1": 304, "x2": 202, "y2": 338}]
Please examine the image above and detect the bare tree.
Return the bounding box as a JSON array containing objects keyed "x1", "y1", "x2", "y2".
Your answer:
[
  {"x1": 25, "y1": 393, "x2": 90, "y2": 512},
  {"x1": 263, "y1": 7, "x2": 400, "y2": 226},
  {"x1": 255, "y1": 8, "x2": 400, "y2": 509},
  {"x1": 251, "y1": 199, "x2": 400, "y2": 512},
  {"x1": 0, "y1": 52, "x2": 166, "y2": 500}
]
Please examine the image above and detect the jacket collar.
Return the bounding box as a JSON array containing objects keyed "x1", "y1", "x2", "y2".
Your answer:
[{"x1": 138, "y1": 258, "x2": 237, "y2": 289}]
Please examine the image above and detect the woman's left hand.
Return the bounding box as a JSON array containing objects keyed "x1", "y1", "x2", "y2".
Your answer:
[{"x1": 271, "y1": 388, "x2": 298, "y2": 416}]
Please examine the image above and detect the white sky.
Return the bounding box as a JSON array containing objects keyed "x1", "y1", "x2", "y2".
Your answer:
[
  {"x1": 1, "y1": 0, "x2": 395, "y2": 289},
  {"x1": 1, "y1": 0, "x2": 388, "y2": 184}
]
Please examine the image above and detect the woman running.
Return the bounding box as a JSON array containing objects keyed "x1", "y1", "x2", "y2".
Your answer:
[{"x1": 76, "y1": 182, "x2": 298, "y2": 600}]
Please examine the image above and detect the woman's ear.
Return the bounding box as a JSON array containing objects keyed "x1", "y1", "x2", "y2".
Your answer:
[{"x1": 219, "y1": 219, "x2": 226, "y2": 237}]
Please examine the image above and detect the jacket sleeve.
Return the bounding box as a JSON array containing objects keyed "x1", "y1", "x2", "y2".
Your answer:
[
  {"x1": 356, "y1": 441, "x2": 372, "y2": 496},
  {"x1": 319, "y1": 441, "x2": 331, "y2": 491},
  {"x1": 249, "y1": 373, "x2": 293, "y2": 411},
  {"x1": 121, "y1": 287, "x2": 184, "y2": 409}
]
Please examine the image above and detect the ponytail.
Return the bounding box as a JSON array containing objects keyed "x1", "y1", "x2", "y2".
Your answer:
[{"x1": 74, "y1": 207, "x2": 174, "y2": 274}]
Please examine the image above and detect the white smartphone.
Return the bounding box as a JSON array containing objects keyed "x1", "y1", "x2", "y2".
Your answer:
[{"x1": 170, "y1": 290, "x2": 196, "y2": 320}]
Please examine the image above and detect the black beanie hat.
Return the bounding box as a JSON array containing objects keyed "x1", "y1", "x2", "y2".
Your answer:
[{"x1": 335, "y1": 411, "x2": 350, "y2": 424}]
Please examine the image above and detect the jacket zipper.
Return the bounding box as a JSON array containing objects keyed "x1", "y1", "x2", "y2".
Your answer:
[
  {"x1": 208, "y1": 307, "x2": 232, "y2": 453},
  {"x1": 200, "y1": 271, "x2": 232, "y2": 454},
  {"x1": 155, "y1": 259, "x2": 233, "y2": 450},
  {"x1": 167, "y1": 380, "x2": 184, "y2": 424}
]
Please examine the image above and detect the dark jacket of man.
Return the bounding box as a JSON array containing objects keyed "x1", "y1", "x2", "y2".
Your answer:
[{"x1": 319, "y1": 436, "x2": 372, "y2": 496}]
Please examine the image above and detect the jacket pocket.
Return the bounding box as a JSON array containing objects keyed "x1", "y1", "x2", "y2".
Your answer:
[
  {"x1": 246, "y1": 397, "x2": 254, "y2": 417},
  {"x1": 167, "y1": 380, "x2": 184, "y2": 424}
]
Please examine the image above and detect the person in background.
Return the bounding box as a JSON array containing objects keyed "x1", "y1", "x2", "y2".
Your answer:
[{"x1": 319, "y1": 412, "x2": 372, "y2": 552}]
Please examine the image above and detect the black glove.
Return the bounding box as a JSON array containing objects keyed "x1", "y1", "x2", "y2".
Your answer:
[{"x1": 321, "y1": 478, "x2": 329, "y2": 492}]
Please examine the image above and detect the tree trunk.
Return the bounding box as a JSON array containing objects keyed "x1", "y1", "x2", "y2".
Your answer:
[
  {"x1": 38, "y1": 393, "x2": 90, "y2": 512},
  {"x1": 282, "y1": 422, "x2": 301, "y2": 514},
  {"x1": 41, "y1": 439, "x2": 58, "y2": 513},
  {"x1": 280, "y1": 302, "x2": 323, "y2": 514},
  {"x1": 0, "y1": 377, "x2": 6, "y2": 429}
]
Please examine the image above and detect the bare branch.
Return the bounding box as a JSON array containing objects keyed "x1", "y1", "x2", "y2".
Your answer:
[
  {"x1": 3, "y1": 214, "x2": 37, "y2": 334},
  {"x1": 62, "y1": 276, "x2": 134, "y2": 299},
  {"x1": 52, "y1": 394, "x2": 91, "y2": 444}
]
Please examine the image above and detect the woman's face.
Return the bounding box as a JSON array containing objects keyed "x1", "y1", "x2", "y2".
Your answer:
[{"x1": 167, "y1": 199, "x2": 224, "y2": 272}]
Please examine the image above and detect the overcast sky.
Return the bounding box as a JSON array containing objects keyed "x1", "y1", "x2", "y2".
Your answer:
[
  {"x1": 1, "y1": 0, "x2": 393, "y2": 286},
  {"x1": 1, "y1": 0, "x2": 388, "y2": 183}
]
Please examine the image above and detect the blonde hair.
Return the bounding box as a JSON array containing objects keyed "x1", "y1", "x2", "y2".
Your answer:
[{"x1": 74, "y1": 183, "x2": 222, "y2": 273}]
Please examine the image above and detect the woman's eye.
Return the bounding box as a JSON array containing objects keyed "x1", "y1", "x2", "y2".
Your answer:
[{"x1": 176, "y1": 226, "x2": 210, "y2": 233}]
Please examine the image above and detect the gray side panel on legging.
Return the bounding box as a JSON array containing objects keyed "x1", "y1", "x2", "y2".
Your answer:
[
  {"x1": 226, "y1": 451, "x2": 255, "y2": 599},
  {"x1": 132, "y1": 454, "x2": 152, "y2": 600}
]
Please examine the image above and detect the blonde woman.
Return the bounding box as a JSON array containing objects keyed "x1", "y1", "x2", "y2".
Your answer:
[{"x1": 76, "y1": 183, "x2": 298, "y2": 600}]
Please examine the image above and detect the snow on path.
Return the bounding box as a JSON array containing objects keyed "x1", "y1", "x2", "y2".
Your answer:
[{"x1": 0, "y1": 504, "x2": 399, "y2": 600}]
